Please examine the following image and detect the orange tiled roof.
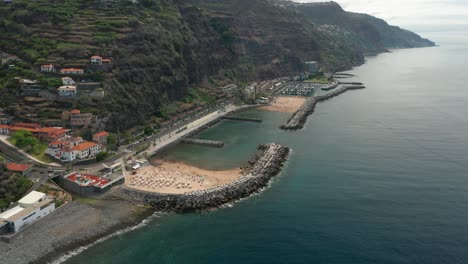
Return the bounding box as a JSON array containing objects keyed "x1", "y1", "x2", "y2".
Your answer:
[
  {"x1": 6, "y1": 163, "x2": 32, "y2": 172},
  {"x1": 72, "y1": 141, "x2": 97, "y2": 151},
  {"x1": 70, "y1": 109, "x2": 81, "y2": 114},
  {"x1": 93, "y1": 131, "x2": 109, "y2": 138},
  {"x1": 91, "y1": 55, "x2": 102, "y2": 59},
  {"x1": 14, "y1": 123, "x2": 41, "y2": 129}
]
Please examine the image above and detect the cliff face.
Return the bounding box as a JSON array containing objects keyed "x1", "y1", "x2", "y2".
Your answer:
[
  {"x1": 278, "y1": 1, "x2": 435, "y2": 53},
  {"x1": 0, "y1": 0, "x2": 434, "y2": 130}
]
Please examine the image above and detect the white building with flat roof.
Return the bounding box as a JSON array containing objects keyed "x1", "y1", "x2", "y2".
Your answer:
[{"x1": 0, "y1": 191, "x2": 55, "y2": 233}]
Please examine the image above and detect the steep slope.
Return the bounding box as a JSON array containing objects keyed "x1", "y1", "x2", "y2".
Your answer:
[{"x1": 274, "y1": 1, "x2": 435, "y2": 53}]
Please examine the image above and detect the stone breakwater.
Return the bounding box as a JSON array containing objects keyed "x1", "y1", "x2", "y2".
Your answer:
[
  {"x1": 280, "y1": 85, "x2": 366, "y2": 130},
  {"x1": 182, "y1": 138, "x2": 225, "y2": 148},
  {"x1": 122, "y1": 143, "x2": 290, "y2": 212},
  {"x1": 280, "y1": 96, "x2": 317, "y2": 130},
  {"x1": 315, "y1": 85, "x2": 365, "y2": 102}
]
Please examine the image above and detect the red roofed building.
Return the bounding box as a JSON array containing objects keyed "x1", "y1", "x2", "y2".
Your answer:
[
  {"x1": 90, "y1": 56, "x2": 103, "y2": 65},
  {"x1": 6, "y1": 163, "x2": 33, "y2": 176},
  {"x1": 14, "y1": 123, "x2": 41, "y2": 129},
  {"x1": 70, "y1": 109, "x2": 93, "y2": 127},
  {"x1": 40, "y1": 64, "x2": 56, "y2": 73},
  {"x1": 0, "y1": 123, "x2": 69, "y2": 142},
  {"x1": 93, "y1": 131, "x2": 109, "y2": 145},
  {"x1": 54, "y1": 141, "x2": 101, "y2": 162}
]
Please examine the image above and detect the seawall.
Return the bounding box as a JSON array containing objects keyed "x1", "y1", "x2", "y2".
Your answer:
[
  {"x1": 122, "y1": 143, "x2": 290, "y2": 212},
  {"x1": 280, "y1": 96, "x2": 317, "y2": 130}
]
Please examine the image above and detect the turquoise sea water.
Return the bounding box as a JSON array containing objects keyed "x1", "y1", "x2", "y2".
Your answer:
[{"x1": 63, "y1": 43, "x2": 468, "y2": 264}]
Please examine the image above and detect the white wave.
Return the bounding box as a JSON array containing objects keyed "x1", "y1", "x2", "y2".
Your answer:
[{"x1": 48, "y1": 212, "x2": 165, "y2": 264}]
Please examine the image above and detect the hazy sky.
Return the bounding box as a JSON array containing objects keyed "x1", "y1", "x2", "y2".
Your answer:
[{"x1": 295, "y1": 0, "x2": 468, "y2": 35}]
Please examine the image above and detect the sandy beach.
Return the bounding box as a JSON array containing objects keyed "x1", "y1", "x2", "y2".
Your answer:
[
  {"x1": 125, "y1": 160, "x2": 242, "y2": 194},
  {"x1": 259, "y1": 96, "x2": 306, "y2": 113}
]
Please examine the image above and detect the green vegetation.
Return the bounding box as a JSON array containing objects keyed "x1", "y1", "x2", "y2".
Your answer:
[
  {"x1": 9, "y1": 130, "x2": 50, "y2": 162},
  {"x1": 93, "y1": 32, "x2": 117, "y2": 45},
  {"x1": 304, "y1": 73, "x2": 330, "y2": 84},
  {"x1": 96, "y1": 151, "x2": 109, "y2": 162},
  {"x1": 0, "y1": 163, "x2": 33, "y2": 209},
  {"x1": 182, "y1": 88, "x2": 216, "y2": 106},
  {"x1": 209, "y1": 18, "x2": 234, "y2": 50},
  {"x1": 10, "y1": 130, "x2": 39, "y2": 148}
]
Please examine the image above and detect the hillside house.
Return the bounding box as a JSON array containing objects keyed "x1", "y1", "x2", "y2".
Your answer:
[
  {"x1": 90, "y1": 55, "x2": 103, "y2": 65},
  {"x1": 1, "y1": 54, "x2": 19, "y2": 65},
  {"x1": 5, "y1": 163, "x2": 33, "y2": 176},
  {"x1": 60, "y1": 68, "x2": 84, "y2": 75},
  {"x1": 40, "y1": 64, "x2": 56, "y2": 73},
  {"x1": 46, "y1": 136, "x2": 83, "y2": 158},
  {"x1": 54, "y1": 141, "x2": 101, "y2": 162},
  {"x1": 70, "y1": 109, "x2": 93, "y2": 127},
  {"x1": 61, "y1": 77, "x2": 75, "y2": 86},
  {"x1": 57, "y1": 86, "x2": 77, "y2": 97},
  {"x1": 93, "y1": 131, "x2": 109, "y2": 145},
  {"x1": 0, "y1": 123, "x2": 69, "y2": 142},
  {"x1": 90, "y1": 56, "x2": 112, "y2": 65}
]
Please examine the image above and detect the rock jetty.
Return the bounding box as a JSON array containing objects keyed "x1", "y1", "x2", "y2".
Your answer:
[
  {"x1": 280, "y1": 96, "x2": 317, "y2": 130},
  {"x1": 316, "y1": 85, "x2": 365, "y2": 102},
  {"x1": 281, "y1": 85, "x2": 366, "y2": 130},
  {"x1": 122, "y1": 143, "x2": 290, "y2": 212},
  {"x1": 182, "y1": 138, "x2": 225, "y2": 148}
]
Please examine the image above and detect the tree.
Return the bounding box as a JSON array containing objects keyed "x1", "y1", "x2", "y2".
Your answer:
[
  {"x1": 11, "y1": 130, "x2": 39, "y2": 148},
  {"x1": 96, "y1": 151, "x2": 108, "y2": 162}
]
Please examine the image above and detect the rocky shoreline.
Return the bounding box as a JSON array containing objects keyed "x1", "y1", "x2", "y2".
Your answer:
[
  {"x1": 0, "y1": 199, "x2": 153, "y2": 264},
  {"x1": 121, "y1": 143, "x2": 290, "y2": 212}
]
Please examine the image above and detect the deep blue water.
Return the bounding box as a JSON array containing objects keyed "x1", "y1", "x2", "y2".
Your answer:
[{"x1": 63, "y1": 43, "x2": 468, "y2": 264}]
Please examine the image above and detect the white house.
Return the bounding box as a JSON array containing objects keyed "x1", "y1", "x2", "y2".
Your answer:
[
  {"x1": 61, "y1": 77, "x2": 75, "y2": 86},
  {"x1": 40, "y1": 64, "x2": 56, "y2": 73},
  {"x1": 46, "y1": 136, "x2": 84, "y2": 158},
  {"x1": 57, "y1": 86, "x2": 77, "y2": 96},
  {"x1": 53, "y1": 141, "x2": 101, "y2": 162},
  {"x1": 73, "y1": 141, "x2": 101, "y2": 159},
  {"x1": 0, "y1": 191, "x2": 55, "y2": 233},
  {"x1": 0, "y1": 125, "x2": 10, "y2": 135},
  {"x1": 90, "y1": 55, "x2": 103, "y2": 65}
]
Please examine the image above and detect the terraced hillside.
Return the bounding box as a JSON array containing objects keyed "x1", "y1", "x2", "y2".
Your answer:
[{"x1": 0, "y1": 0, "x2": 433, "y2": 131}]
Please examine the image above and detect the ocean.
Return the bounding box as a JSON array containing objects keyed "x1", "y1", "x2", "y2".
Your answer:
[{"x1": 62, "y1": 40, "x2": 468, "y2": 264}]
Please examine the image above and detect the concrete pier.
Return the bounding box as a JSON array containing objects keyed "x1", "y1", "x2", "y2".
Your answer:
[
  {"x1": 222, "y1": 116, "x2": 262, "y2": 123},
  {"x1": 182, "y1": 138, "x2": 225, "y2": 148}
]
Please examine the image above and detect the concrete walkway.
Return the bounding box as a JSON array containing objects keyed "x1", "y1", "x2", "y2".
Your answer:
[{"x1": 146, "y1": 104, "x2": 255, "y2": 155}]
